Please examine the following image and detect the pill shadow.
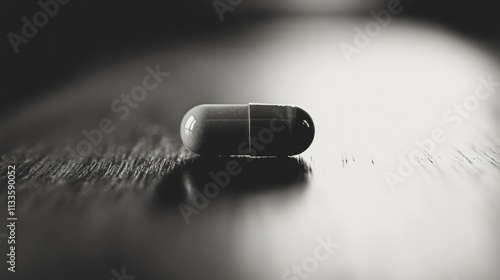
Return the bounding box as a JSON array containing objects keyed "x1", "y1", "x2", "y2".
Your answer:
[{"x1": 153, "y1": 157, "x2": 311, "y2": 208}]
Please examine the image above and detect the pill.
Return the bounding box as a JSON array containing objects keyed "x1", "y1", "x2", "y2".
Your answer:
[{"x1": 180, "y1": 103, "x2": 314, "y2": 156}]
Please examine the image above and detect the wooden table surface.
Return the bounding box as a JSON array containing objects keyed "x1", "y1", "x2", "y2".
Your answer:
[{"x1": 1, "y1": 18, "x2": 500, "y2": 280}]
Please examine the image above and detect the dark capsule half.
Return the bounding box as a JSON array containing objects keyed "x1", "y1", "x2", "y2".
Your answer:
[{"x1": 180, "y1": 104, "x2": 314, "y2": 156}]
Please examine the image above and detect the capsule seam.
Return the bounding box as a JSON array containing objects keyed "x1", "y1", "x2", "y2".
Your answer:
[{"x1": 247, "y1": 105, "x2": 251, "y2": 154}]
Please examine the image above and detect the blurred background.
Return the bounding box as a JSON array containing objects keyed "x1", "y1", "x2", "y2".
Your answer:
[
  {"x1": 3, "y1": 0, "x2": 500, "y2": 116},
  {"x1": 1, "y1": 1, "x2": 500, "y2": 280}
]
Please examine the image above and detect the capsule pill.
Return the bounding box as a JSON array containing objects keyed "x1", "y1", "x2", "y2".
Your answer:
[{"x1": 180, "y1": 103, "x2": 314, "y2": 156}]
